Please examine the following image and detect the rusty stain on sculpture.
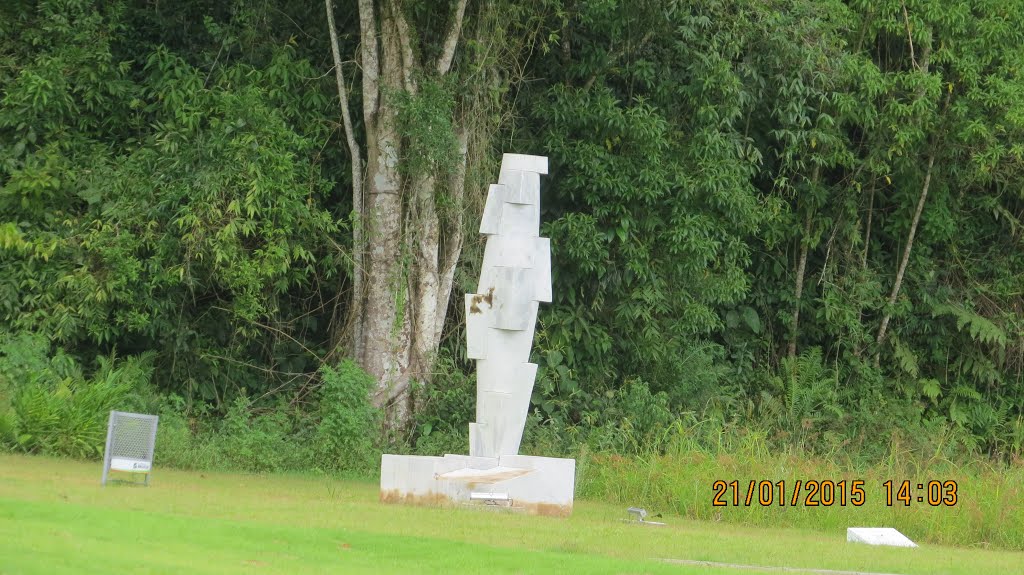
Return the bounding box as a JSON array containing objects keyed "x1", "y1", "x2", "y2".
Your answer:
[
  {"x1": 468, "y1": 287, "x2": 495, "y2": 314},
  {"x1": 379, "y1": 490, "x2": 453, "y2": 507}
]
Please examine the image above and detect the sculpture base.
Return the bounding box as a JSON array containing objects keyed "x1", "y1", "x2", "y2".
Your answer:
[{"x1": 380, "y1": 453, "x2": 575, "y2": 516}]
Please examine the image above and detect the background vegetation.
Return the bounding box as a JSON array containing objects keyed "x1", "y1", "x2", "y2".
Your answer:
[{"x1": 1, "y1": 0, "x2": 1023, "y2": 547}]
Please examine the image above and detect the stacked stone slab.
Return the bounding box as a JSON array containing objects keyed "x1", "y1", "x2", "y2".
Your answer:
[{"x1": 380, "y1": 153, "x2": 575, "y2": 516}]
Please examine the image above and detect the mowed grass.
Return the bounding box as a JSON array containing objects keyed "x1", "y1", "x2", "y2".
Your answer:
[{"x1": 1, "y1": 454, "x2": 1022, "y2": 575}]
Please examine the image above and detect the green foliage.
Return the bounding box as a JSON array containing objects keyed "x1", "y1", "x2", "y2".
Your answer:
[
  {"x1": 411, "y1": 352, "x2": 474, "y2": 455},
  {"x1": 0, "y1": 0, "x2": 341, "y2": 406},
  {"x1": 597, "y1": 378, "x2": 674, "y2": 453},
  {"x1": 3, "y1": 0, "x2": 1024, "y2": 471},
  {"x1": 13, "y1": 372, "x2": 126, "y2": 458},
  {"x1": 393, "y1": 79, "x2": 460, "y2": 179},
  {"x1": 151, "y1": 405, "x2": 210, "y2": 470},
  {"x1": 933, "y1": 303, "x2": 1008, "y2": 348},
  {"x1": 150, "y1": 362, "x2": 381, "y2": 474},
  {"x1": 521, "y1": 0, "x2": 789, "y2": 425},
  {"x1": 0, "y1": 332, "x2": 80, "y2": 388},
  {"x1": 512, "y1": 0, "x2": 1024, "y2": 460}
]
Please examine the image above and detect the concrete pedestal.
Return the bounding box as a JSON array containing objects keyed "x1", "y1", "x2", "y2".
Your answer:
[{"x1": 380, "y1": 453, "x2": 575, "y2": 516}]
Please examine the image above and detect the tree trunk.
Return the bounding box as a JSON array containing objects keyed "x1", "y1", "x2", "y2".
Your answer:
[
  {"x1": 787, "y1": 166, "x2": 820, "y2": 360},
  {"x1": 409, "y1": 173, "x2": 441, "y2": 400},
  {"x1": 874, "y1": 26, "x2": 938, "y2": 360},
  {"x1": 788, "y1": 210, "x2": 813, "y2": 360},
  {"x1": 359, "y1": 2, "x2": 412, "y2": 420},
  {"x1": 326, "y1": 0, "x2": 473, "y2": 431},
  {"x1": 875, "y1": 150, "x2": 936, "y2": 348}
]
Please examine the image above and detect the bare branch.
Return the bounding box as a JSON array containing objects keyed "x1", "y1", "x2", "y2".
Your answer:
[
  {"x1": 876, "y1": 150, "x2": 935, "y2": 348},
  {"x1": 390, "y1": 0, "x2": 418, "y2": 92},
  {"x1": 436, "y1": 0, "x2": 469, "y2": 76},
  {"x1": 325, "y1": 0, "x2": 367, "y2": 359},
  {"x1": 325, "y1": 0, "x2": 364, "y2": 204},
  {"x1": 901, "y1": 0, "x2": 918, "y2": 70}
]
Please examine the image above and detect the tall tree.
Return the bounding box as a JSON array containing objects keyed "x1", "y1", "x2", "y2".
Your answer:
[{"x1": 324, "y1": 0, "x2": 539, "y2": 428}]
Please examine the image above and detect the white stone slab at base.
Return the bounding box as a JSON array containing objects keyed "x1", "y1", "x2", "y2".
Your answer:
[
  {"x1": 437, "y1": 465, "x2": 534, "y2": 482},
  {"x1": 847, "y1": 527, "x2": 918, "y2": 548},
  {"x1": 380, "y1": 453, "x2": 575, "y2": 516}
]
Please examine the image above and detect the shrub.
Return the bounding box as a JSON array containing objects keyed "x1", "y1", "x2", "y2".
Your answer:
[
  {"x1": 413, "y1": 427, "x2": 468, "y2": 456},
  {"x1": 152, "y1": 402, "x2": 211, "y2": 470},
  {"x1": 411, "y1": 352, "x2": 475, "y2": 455},
  {"x1": 215, "y1": 394, "x2": 302, "y2": 473},
  {"x1": 313, "y1": 360, "x2": 380, "y2": 473},
  {"x1": 17, "y1": 376, "x2": 130, "y2": 458}
]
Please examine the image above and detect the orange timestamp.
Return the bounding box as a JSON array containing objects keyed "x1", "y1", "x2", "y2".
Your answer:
[{"x1": 711, "y1": 479, "x2": 959, "y2": 507}]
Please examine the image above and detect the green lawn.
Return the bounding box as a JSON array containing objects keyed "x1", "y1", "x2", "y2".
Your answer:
[{"x1": 0, "y1": 454, "x2": 1021, "y2": 574}]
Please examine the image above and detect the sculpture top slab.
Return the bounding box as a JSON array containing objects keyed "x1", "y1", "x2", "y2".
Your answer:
[{"x1": 498, "y1": 153, "x2": 549, "y2": 174}]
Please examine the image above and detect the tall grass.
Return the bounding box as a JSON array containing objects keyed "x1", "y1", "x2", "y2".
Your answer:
[
  {"x1": 0, "y1": 335, "x2": 380, "y2": 476},
  {"x1": 153, "y1": 360, "x2": 379, "y2": 475},
  {"x1": 577, "y1": 421, "x2": 1024, "y2": 550}
]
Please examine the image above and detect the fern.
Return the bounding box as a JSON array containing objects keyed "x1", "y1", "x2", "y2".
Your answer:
[
  {"x1": 761, "y1": 348, "x2": 843, "y2": 441},
  {"x1": 950, "y1": 384, "x2": 983, "y2": 402},
  {"x1": 891, "y1": 337, "x2": 920, "y2": 378},
  {"x1": 959, "y1": 354, "x2": 1003, "y2": 386},
  {"x1": 6, "y1": 351, "x2": 152, "y2": 459},
  {"x1": 919, "y1": 378, "x2": 942, "y2": 402},
  {"x1": 0, "y1": 409, "x2": 14, "y2": 446},
  {"x1": 933, "y1": 304, "x2": 1007, "y2": 348},
  {"x1": 11, "y1": 375, "x2": 62, "y2": 452}
]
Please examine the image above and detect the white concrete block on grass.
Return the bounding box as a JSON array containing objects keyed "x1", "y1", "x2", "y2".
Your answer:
[{"x1": 847, "y1": 527, "x2": 918, "y2": 548}]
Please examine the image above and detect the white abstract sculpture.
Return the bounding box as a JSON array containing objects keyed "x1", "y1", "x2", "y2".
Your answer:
[
  {"x1": 380, "y1": 153, "x2": 575, "y2": 515},
  {"x1": 467, "y1": 153, "x2": 552, "y2": 459}
]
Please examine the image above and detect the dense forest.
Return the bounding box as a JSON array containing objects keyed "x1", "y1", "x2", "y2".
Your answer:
[{"x1": 1, "y1": 0, "x2": 1023, "y2": 470}]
